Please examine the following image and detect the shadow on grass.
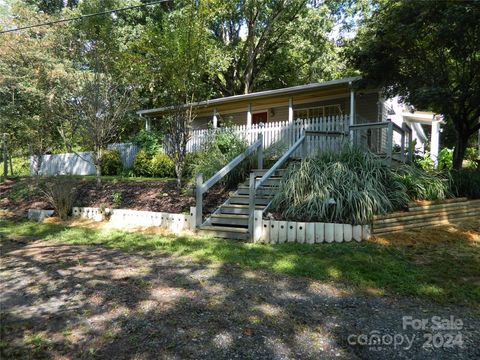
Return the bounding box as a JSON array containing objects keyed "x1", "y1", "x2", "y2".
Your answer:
[{"x1": 2, "y1": 219, "x2": 479, "y2": 304}]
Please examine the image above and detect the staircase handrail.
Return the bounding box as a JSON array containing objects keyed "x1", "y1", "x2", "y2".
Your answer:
[
  {"x1": 195, "y1": 134, "x2": 263, "y2": 227},
  {"x1": 248, "y1": 134, "x2": 306, "y2": 239}
]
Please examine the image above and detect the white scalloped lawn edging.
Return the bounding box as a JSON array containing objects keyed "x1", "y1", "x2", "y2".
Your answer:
[
  {"x1": 254, "y1": 216, "x2": 370, "y2": 244},
  {"x1": 72, "y1": 207, "x2": 196, "y2": 234}
]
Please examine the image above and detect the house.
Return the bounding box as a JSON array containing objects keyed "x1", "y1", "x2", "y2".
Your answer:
[
  {"x1": 137, "y1": 76, "x2": 440, "y2": 161},
  {"x1": 137, "y1": 77, "x2": 443, "y2": 240}
]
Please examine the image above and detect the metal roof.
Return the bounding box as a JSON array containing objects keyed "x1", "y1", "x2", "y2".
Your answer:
[{"x1": 137, "y1": 76, "x2": 361, "y2": 117}]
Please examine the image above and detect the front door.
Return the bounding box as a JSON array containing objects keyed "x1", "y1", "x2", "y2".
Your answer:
[{"x1": 252, "y1": 111, "x2": 268, "y2": 125}]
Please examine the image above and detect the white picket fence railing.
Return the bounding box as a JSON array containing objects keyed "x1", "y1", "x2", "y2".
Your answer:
[{"x1": 186, "y1": 115, "x2": 350, "y2": 156}]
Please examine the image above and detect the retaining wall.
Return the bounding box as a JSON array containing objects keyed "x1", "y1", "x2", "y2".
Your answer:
[
  {"x1": 373, "y1": 198, "x2": 480, "y2": 235},
  {"x1": 72, "y1": 207, "x2": 195, "y2": 234}
]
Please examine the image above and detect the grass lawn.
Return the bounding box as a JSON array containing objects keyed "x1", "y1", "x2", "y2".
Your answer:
[{"x1": 1, "y1": 219, "x2": 479, "y2": 305}]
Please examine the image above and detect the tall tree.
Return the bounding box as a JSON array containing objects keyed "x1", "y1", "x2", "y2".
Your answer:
[{"x1": 347, "y1": 0, "x2": 480, "y2": 169}]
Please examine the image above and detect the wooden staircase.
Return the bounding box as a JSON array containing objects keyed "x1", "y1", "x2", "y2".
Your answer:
[{"x1": 197, "y1": 169, "x2": 286, "y2": 240}]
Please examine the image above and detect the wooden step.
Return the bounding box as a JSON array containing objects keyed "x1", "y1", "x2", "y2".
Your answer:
[
  {"x1": 210, "y1": 214, "x2": 248, "y2": 227},
  {"x1": 250, "y1": 169, "x2": 287, "y2": 176},
  {"x1": 236, "y1": 185, "x2": 279, "y2": 195},
  {"x1": 242, "y1": 177, "x2": 283, "y2": 187},
  {"x1": 229, "y1": 195, "x2": 272, "y2": 205},
  {"x1": 218, "y1": 204, "x2": 264, "y2": 215},
  {"x1": 197, "y1": 225, "x2": 249, "y2": 240}
]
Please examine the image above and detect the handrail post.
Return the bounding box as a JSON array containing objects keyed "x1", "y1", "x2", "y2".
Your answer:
[
  {"x1": 301, "y1": 131, "x2": 307, "y2": 159},
  {"x1": 408, "y1": 129, "x2": 414, "y2": 163},
  {"x1": 400, "y1": 123, "x2": 406, "y2": 163},
  {"x1": 257, "y1": 134, "x2": 263, "y2": 170},
  {"x1": 195, "y1": 173, "x2": 203, "y2": 228},
  {"x1": 248, "y1": 172, "x2": 256, "y2": 241},
  {"x1": 386, "y1": 121, "x2": 393, "y2": 164}
]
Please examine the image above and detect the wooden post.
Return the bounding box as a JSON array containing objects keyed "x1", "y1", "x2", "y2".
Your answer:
[
  {"x1": 288, "y1": 98, "x2": 293, "y2": 123},
  {"x1": 257, "y1": 134, "x2": 263, "y2": 169},
  {"x1": 212, "y1": 108, "x2": 218, "y2": 129},
  {"x1": 253, "y1": 210, "x2": 263, "y2": 242},
  {"x1": 247, "y1": 103, "x2": 252, "y2": 128},
  {"x1": 195, "y1": 173, "x2": 203, "y2": 228},
  {"x1": 400, "y1": 123, "x2": 406, "y2": 163},
  {"x1": 301, "y1": 132, "x2": 307, "y2": 159},
  {"x1": 430, "y1": 116, "x2": 440, "y2": 168},
  {"x1": 248, "y1": 173, "x2": 256, "y2": 240},
  {"x1": 349, "y1": 88, "x2": 355, "y2": 143},
  {"x1": 386, "y1": 121, "x2": 393, "y2": 164}
]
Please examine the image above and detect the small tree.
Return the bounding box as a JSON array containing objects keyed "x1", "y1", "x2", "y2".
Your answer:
[
  {"x1": 163, "y1": 104, "x2": 196, "y2": 189},
  {"x1": 72, "y1": 71, "x2": 132, "y2": 184}
]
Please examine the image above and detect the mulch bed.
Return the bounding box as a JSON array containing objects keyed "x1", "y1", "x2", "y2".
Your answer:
[{"x1": 0, "y1": 178, "x2": 230, "y2": 220}]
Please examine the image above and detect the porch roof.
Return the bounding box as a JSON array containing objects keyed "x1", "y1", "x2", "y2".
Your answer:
[{"x1": 137, "y1": 76, "x2": 361, "y2": 117}]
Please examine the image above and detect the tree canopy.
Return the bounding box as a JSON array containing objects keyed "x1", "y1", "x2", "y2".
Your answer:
[{"x1": 347, "y1": 0, "x2": 480, "y2": 168}]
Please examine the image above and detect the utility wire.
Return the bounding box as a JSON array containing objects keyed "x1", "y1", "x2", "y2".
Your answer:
[{"x1": 0, "y1": 0, "x2": 171, "y2": 35}]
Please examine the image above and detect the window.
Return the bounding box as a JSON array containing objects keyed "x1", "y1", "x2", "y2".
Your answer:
[{"x1": 294, "y1": 104, "x2": 343, "y2": 119}]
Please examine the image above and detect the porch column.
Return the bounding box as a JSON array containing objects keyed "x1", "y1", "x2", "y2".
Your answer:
[
  {"x1": 212, "y1": 108, "x2": 218, "y2": 129},
  {"x1": 247, "y1": 103, "x2": 252, "y2": 128},
  {"x1": 144, "y1": 117, "x2": 151, "y2": 131},
  {"x1": 349, "y1": 88, "x2": 355, "y2": 141},
  {"x1": 288, "y1": 98, "x2": 293, "y2": 123},
  {"x1": 430, "y1": 115, "x2": 440, "y2": 167}
]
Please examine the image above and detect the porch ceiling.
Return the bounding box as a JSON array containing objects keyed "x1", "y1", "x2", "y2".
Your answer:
[{"x1": 138, "y1": 76, "x2": 361, "y2": 118}]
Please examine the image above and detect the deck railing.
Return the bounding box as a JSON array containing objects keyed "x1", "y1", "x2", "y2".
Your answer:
[
  {"x1": 186, "y1": 115, "x2": 350, "y2": 155},
  {"x1": 349, "y1": 120, "x2": 413, "y2": 163}
]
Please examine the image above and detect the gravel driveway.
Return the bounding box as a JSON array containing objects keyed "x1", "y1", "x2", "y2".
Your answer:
[{"x1": 1, "y1": 238, "x2": 479, "y2": 359}]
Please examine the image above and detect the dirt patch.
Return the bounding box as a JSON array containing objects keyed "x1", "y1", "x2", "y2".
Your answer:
[
  {"x1": 1, "y1": 178, "x2": 229, "y2": 220},
  {"x1": 1, "y1": 237, "x2": 479, "y2": 359}
]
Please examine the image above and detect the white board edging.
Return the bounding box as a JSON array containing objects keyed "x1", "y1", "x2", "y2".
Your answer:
[
  {"x1": 72, "y1": 207, "x2": 194, "y2": 234},
  {"x1": 256, "y1": 220, "x2": 370, "y2": 244}
]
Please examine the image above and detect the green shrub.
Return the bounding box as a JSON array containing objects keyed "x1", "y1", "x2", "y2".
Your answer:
[
  {"x1": 394, "y1": 165, "x2": 452, "y2": 201},
  {"x1": 133, "y1": 149, "x2": 174, "y2": 178},
  {"x1": 133, "y1": 149, "x2": 151, "y2": 177},
  {"x1": 438, "y1": 148, "x2": 453, "y2": 170},
  {"x1": 150, "y1": 152, "x2": 175, "y2": 178},
  {"x1": 450, "y1": 169, "x2": 480, "y2": 199},
  {"x1": 272, "y1": 146, "x2": 409, "y2": 224},
  {"x1": 134, "y1": 130, "x2": 162, "y2": 156},
  {"x1": 415, "y1": 151, "x2": 435, "y2": 171},
  {"x1": 100, "y1": 150, "x2": 123, "y2": 176},
  {"x1": 191, "y1": 130, "x2": 250, "y2": 187}
]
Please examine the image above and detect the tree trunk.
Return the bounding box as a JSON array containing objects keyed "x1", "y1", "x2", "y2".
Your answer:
[
  {"x1": 452, "y1": 130, "x2": 468, "y2": 170},
  {"x1": 95, "y1": 150, "x2": 102, "y2": 186}
]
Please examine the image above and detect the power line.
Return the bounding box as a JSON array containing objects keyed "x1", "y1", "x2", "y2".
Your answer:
[{"x1": 0, "y1": 0, "x2": 171, "y2": 35}]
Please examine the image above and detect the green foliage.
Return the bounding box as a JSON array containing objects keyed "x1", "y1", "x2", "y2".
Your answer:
[
  {"x1": 111, "y1": 191, "x2": 123, "y2": 208},
  {"x1": 415, "y1": 152, "x2": 435, "y2": 171},
  {"x1": 191, "y1": 130, "x2": 250, "y2": 188},
  {"x1": 100, "y1": 150, "x2": 123, "y2": 176},
  {"x1": 272, "y1": 146, "x2": 409, "y2": 224},
  {"x1": 347, "y1": 0, "x2": 480, "y2": 169},
  {"x1": 437, "y1": 148, "x2": 453, "y2": 171},
  {"x1": 133, "y1": 149, "x2": 175, "y2": 178},
  {"x1": 134, "y1": 130, "x2": 162, "y2": 157},
  {"x1": 394, "y1": 166, "x2": 452, "y2": 201},
  {"x1": 149, "y1": 153, "x2": 175, "y2": 178},
  {"x1": 450, "y1": 169, "x2": 480, "y2": 199}
]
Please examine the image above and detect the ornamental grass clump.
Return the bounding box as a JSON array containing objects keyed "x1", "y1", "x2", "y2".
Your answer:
[
  {"x1": 394, "y1": 165, "x2": 452, "y2": 201},
  {"x1": 271, "y1": 146, "x2": 409, "y2": 224}
]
